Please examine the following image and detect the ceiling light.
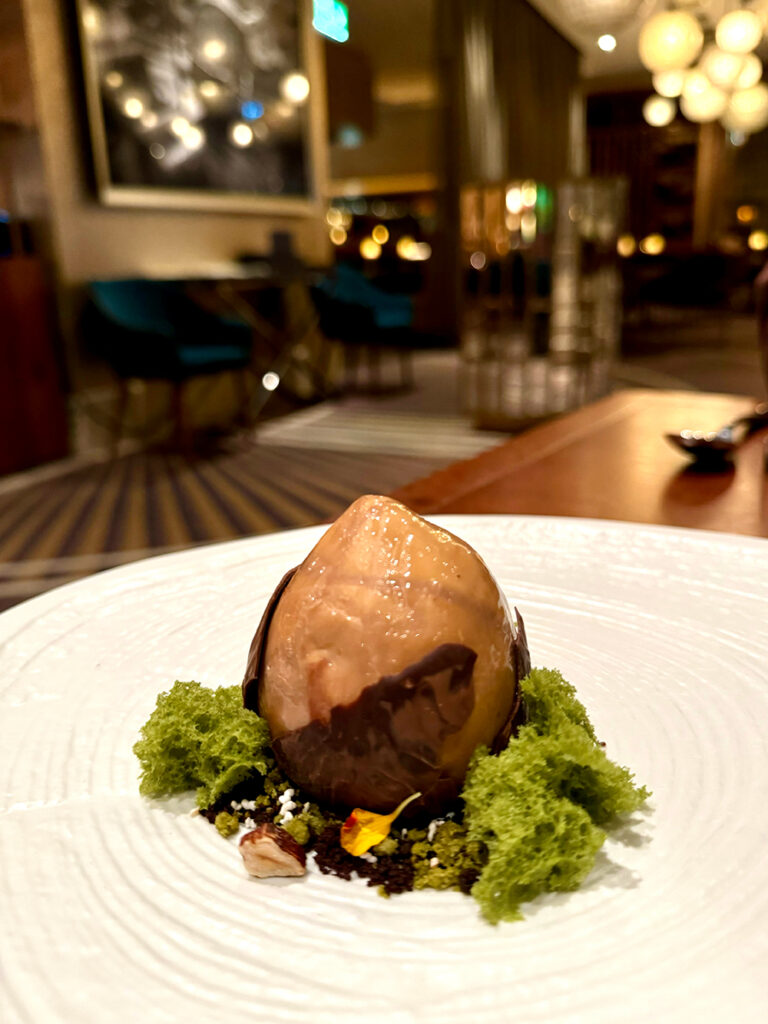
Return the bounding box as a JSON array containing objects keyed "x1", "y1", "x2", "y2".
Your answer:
[
  {"x1": 597, "y1": 34, "x2": 617, "y2": 52},
  {"x1": 736, "y1": 53, "x2": 763, "y2": 90},
  {"x1": 715, "y1": 10, "x2": 763, "y2": 54},
  {"x1": 643, "y1": 94, "x2": 676, "y2": 127},
  {"x1": 680, "y1": 81, "x2": 728, "y2": 123},
  {"x1": 725, "y1": 83, "x2": 768, "y2": 133},
  {"x1": 700, "y1": 45, "x2": 745, "y2": 90},
  {"x1": 638, "y1": 11, "x2": 704, "y2": 73},
  {"x1": 652, "y1": 70, "x2": 686, "y2": 98}
]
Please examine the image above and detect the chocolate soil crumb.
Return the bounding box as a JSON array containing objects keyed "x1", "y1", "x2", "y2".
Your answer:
[{"x1": 312, "y1": 827, "x2": 416, "y2": 895}]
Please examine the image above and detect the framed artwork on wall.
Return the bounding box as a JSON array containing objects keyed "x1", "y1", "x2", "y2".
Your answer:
[{"x1": 73, "y1": 0, "x2": 326, "y2": 213}]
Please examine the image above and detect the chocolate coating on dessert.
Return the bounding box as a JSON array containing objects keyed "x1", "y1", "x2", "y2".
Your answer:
[
  {"x1": 491, "y1": 608, "x2": 530, "y2": 753},
  {"x1": 242, "y1": 566, "x2": 297, "y2": 715},
  {"x1": 271, "y1": 642, "x2": 477, "y2": 815}
]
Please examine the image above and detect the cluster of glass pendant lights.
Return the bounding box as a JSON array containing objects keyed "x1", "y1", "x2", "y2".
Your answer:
[{"x1": 638, "y1": 3, "x2": 767, "y2": 136}]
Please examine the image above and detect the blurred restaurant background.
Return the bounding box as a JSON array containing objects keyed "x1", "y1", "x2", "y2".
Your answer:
[{"x1": 2, "y1": 0, "x2": 768, "y2": 605}]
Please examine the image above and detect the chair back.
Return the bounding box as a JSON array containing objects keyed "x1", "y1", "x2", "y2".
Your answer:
[{"x1": 89, "y1": 279, "x2": 184, "y2": 338}]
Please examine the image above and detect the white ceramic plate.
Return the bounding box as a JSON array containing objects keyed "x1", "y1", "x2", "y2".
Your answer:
[{"x1": 2, "y1": 516, "x2": 768, "y2": 1024}]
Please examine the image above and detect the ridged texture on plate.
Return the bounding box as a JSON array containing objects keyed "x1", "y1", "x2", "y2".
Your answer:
[{"x1": 1, "y1": 518, "x2": 768, "y2": 1023}]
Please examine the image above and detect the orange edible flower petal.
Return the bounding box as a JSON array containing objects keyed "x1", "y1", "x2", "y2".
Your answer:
[{"x1": 340, "y1": 792, "x2": 422, "y2": 857}]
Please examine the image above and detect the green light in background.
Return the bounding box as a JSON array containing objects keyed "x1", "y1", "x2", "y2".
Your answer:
[
  {"x1": 313, "y1": 0, "x2": 349, "y2": 43},
  {"x1": 536, "y1": 184, "x2": 554, "y2": 232}
]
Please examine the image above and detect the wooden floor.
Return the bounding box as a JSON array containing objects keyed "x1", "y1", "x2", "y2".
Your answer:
[{"x1": 0, "y1": 440, "x2": 450, "y2": 611}]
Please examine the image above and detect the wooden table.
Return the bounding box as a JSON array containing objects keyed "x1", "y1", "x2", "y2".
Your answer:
[{"x1": 391, "y1": 389, "x2": 768, "y2": 537}]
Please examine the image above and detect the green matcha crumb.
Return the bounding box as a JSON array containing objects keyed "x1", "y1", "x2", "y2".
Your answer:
[
  {"x1": 133, "y1": 681, "x2": 274, "y2": 809},
  {"x1": 411, "y1": 821, "x2": 485, "y2": 892},
  {"x1": 461, "y1": 666, "x2": 650, "y2": 923},
  {"x1": 214, "y1": 811, "x2": 240, "y2": 838},
  {"x1": 371, "y1": 835, "x2": 398, "y2": 857},
  {"x1": 279, "y1": 802, "x2": 332, "y2": 846},
  {"x1": 281, "y1": 817, "x2": 311, "y2": 845}
]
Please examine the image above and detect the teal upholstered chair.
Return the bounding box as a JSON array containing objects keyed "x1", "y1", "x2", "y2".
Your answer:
[{"x1": 84, "y1": 279, "x2": 253, "y2": 446}]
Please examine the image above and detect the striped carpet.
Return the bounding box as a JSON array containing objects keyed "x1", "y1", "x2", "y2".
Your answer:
[{"x1": 0, "y1": 440, "x2": 451, "y2": 611}]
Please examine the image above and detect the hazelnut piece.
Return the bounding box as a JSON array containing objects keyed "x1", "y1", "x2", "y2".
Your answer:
[{"x1": 239, "y1": 823, "x2": 307, "y2": 878}]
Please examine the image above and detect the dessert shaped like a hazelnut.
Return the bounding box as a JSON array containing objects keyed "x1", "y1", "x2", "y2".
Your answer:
[{"x1": 243, "y1": 495, "x2": 529, "y2": 816}]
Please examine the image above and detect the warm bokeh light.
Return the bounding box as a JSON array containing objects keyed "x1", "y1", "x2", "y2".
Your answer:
[
  {"x1": 748, "y1": 229, "x2": 768, "y2": 251},
  {"x1": 262, "y1": 371, "x2": 280, "y2": 392},
  {"x1": 597, "y1": 34, "x2": 616, "y2": 52},
  {"x1": 616, "y1": 234, "x2": 637, "y2": 257},
  {"x1": 104, "y1": 70, "x2": 123, "y2": 89},
  {"x1": 469, "y1": 251, "x2": 487, "y2": 270},
  {"x1": 371, "y1": 224, "x2": 390, "y2": 244},
  {"x1": 521, "y1": 211, "x2": 537, "y2": 243},
  {"x1": 643, "y1": 94, "x2": 676, "y2": 127},
  {"x1": 122, "y1": 95, "x2": 144, "y2": 119},
  {"x1": 396, "y1": 236, "x2": 431, "y2": 261},
  {"x1": 230, "y1": 122, "x2": 253, "y2": 147},
  {"x1": 199, "y1": 80, "x2": 220, "y2": 99},
  {"x1": 737, "y1": 205, "x2": 758, "y2": 223},
  {"x1": 82, "y1": 5, "x2": 102, "y2": 36},
  {"x1": 638, "y1": 11, "x2": 704, "y2": 73},
  {"x1": 521, "y1": 181, "x2": 537, "y2": 207},
  {"x1": 280, "y1": 72, "x2": 311, "y2": 104},
  {"x1": 140, "y1": 111, "x2": 158, "y2": 129},
  {"x1": 505, "y1": 186, "x2": 523, "y2": 215},
  {"x1": 652, "y1": 69, "x2": 686, "y2": 98},
  {"x1": 359, "y1": 237, "x2": 382, "y2": 260},
  {"x1": 326, "y1": 208, "x2": 343, "y2": 227},
  {"x1": 396, "y1": 235, "x2": 415, "y2": 259},
  {"x1": 639, "y1": 233, "x2": 666, "y2": 255},
  {"x1": 201, "y1": 38, "x2": 227, "y2": 62},
  {"x1": 170, "y1": 116, "x2": 191, "y2": 138},
  {"x1": 181, "y1": 125, "x2": 205, "y2": 150},
  {"x1": 329, "y1": 227, "x2": 347, "y2": 245},
  {"x1": 715, "y1": 10, "x2": 763, "y2": 55}
]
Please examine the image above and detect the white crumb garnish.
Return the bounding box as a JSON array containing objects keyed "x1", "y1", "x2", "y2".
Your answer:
[{"x1": 427, "y1": 819, "x2": 444, "y2": 843}]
